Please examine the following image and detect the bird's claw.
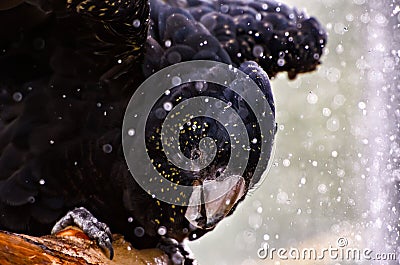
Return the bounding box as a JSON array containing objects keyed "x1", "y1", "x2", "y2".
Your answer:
[{"x1": 51, "y1": 207, "x2": 114, "y2": 260}]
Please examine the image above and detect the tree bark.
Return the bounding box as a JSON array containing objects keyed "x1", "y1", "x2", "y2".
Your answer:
[{"x1": 0, "y1": 228, "x2": 169, "y2": 265}]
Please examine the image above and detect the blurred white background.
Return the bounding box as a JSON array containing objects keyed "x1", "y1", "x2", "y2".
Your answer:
[{"x1": 189, "y1": 0, "x2": 400, "y2": 264}]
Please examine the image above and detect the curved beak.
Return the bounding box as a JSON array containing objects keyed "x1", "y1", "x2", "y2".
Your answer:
[{"x1": 184, "y1": 175, "x2": 246, "y2": 230}]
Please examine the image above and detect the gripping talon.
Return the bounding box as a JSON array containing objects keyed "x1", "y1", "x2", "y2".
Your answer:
[{"x1": 51, "y1": 207, "x2": 114, "y2": 260}]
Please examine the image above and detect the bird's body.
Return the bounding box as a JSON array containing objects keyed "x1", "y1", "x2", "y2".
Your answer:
[{"x1": 0, "y1": 0, "x2": 326, "y2": 261}]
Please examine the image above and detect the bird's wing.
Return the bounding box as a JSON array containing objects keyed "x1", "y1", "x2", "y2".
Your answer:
[
  {"x1": 145, "y1": 0, "x2": 327, "y2": 79},
  {"x1": 0, "y1": 0, "x2": 149, "y2": 233}
]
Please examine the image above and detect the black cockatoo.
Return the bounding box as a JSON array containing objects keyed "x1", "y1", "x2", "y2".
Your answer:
[{"x1": 0, "y1": 0, "x2": 326, "y2": 263}]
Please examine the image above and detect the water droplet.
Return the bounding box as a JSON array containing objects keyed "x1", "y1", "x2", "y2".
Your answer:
[
  {"x1": 39, "y1": 179, "x2": 45, "y2": 185},
  {"x1": 358, "y1": 101, "x2": 366, "y2": 109},
  {"x1": 326, "y1": 117, "x2": 340, "y2": 132},
  {"x1": 375, "y1": 13, "x2": 387, "y2": 25},
  {"x1": 215, "y1": 101, "x2": 223, "y2": 108},
  {"x1": 252, "y1": 45, "x2": 264, "y2": 57},
  {"x1": 158, "y1": 226, "x2": 167, "y2": 236},
  {"x1": 49, "y1": 140, "x2": 55, "y2": 145},
  {"x1": 251, "y1": 138, "x2": 258, "y2": 144},
  {"x1": 128, "y1": 217, "x2": 133, "y2": 223},
  {"x1": 322, "y1": 108, "x2": 331, "y2": 117},
  {"x1": 165, "y1": 90, "x2": 171, "y2": 95},
  {"x1": 13, "y1": 92, "x2": 23, "y2": 102},
  {"x1": 337, "y1": 168, "x2": 345, "y2": 178},
  {"x1": 163, "y1": 102, "x2": 173, "y2": 112},
  {"x1": 134, "y1": 226, "x2": 145, "y2": 237},
  {"x1": 128, "y1": 129, "x2": 135, "y2": 136},
  {"x1": 253, "y1": 45, "x2": 264, "y2": 57},
  {"x1": 318, "y1": 184, "x2": 327, "y2": 194},
  {"x1": 195, "y1": 81, "x2": 207, "y2": 91},
  {"x1": 28, "y1": 196, "x2": 35, "y2": 203},
  {"x1": 255, "y1": 13, "x2": 262, "y2": 21},
  {"x1": 282, "y1": 159, "x2": 290, "y2": 167},
  {"x1": 171, "y1": 76, "x2": 182, "y2": 86},
  {"x1": 346, "y1": 13, "x2": 354, "y2": 22},
  {"x1": 331, "y1": 151, "x2": 338, "y2": 157},
  {"x1": 276, "y1": 191, "x2": 289, "y2": 204},
  {"x1": 334, "y1": 22, "x2": 347, "y2": 34},
  {"x1": 132, "y1": 19, "x2": 141, "y2": 28},
  {"x1": 277, "y1": 58, "x2": 285, "y2": 66},
  {"x1": 102, "y1": 144, "x2": 113, "y2": 153},
  {"x1": 307, "y1": 92, "x2": 318, "y2": 104},
  {"x1": 220, "y1": 4, "x2": 229, "y2": 13},
  {"x1": 165, "y1": 40, "x2": 172, "y2": 48},
  {"x1": 336, "y1": 44, "x2": 344, "y2": 54}
]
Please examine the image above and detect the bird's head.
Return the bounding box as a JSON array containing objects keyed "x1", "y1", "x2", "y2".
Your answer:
[{"x1": 140, "y1": 61, "x2": 275, "y2": 234}]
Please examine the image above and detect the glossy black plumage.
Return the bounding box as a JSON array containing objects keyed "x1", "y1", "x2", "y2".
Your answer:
[
  {"x1": 144, "y1": 0, "x2": 326, "y2": 79},
  {"x1": 0, "y1": 0, "x2": 326, "y2": 262}
]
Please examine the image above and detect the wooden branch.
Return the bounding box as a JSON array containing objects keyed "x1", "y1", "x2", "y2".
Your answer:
[{"x1": 0, "y1": 228, "x2": 169, "y2": 265}]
